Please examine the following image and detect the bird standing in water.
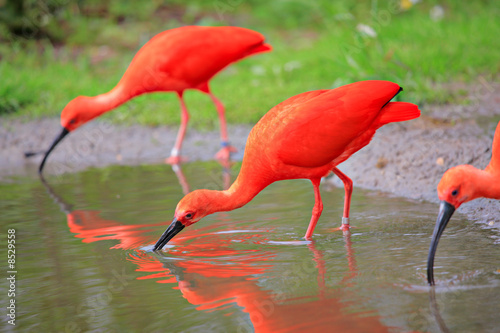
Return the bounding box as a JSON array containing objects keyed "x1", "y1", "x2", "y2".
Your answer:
[
  {"x1": 153, "y1": 80, "x2": 421, "y2": 250},
  {"x1": 27, "y1": 26, "x2": 272, "y2": 172},
  {"x1": 427, "y1": 121, "x2": 500, "y2": 285}
]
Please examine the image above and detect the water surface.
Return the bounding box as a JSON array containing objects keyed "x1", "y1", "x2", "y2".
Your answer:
[{"x1": 1, "y1": 162, "x2": 499, "y2": 332}]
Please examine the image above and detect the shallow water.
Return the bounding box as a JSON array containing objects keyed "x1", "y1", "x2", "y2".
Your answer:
[{"x1": 1, "y1": 162, "x2": 499, "y2": 332}]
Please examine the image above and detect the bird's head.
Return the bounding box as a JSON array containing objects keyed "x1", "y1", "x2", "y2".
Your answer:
[
  {"x1": 26, "y1": 96, "x2": 96, "y2": 174},
  {"x1": 174, "y1": 190, "x2": 213, "y2": 226},
  {"x1": 437, "y1": 165, "x2": 480, "y2": 209},
  {"x1": 61, "y1": 96, "x2": 94, "y2": 131},
  {"x1": 153, "y1": 190, "x2": 216, "y2": 251},
  {"x1": 428, "y1": 165, "x2": 478, "y2": 285}
]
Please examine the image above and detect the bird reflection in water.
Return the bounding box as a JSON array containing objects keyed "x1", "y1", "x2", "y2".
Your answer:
[
  {"x1": 171, "y1": 159, "x2": 232, "y2": 195},
  {"x1": 40, "y1": 168, "x2": 396, "y2": 333},
  {"x1": 40, "y1": 175, "x2": 165, "y2": 250},
  {"x1": 136, "y1": 236, "x2": 392, "y2": 332},
  {"x1": 428, "y1": 288, "x2": 451, "y2": 333},
  {"x1": 40, "y1": 163, "x2": 231, "y2": 249}
]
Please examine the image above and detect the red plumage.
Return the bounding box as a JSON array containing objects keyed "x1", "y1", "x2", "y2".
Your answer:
[
  {"x1": 120, "y1": 26, "x2": 272, "y2": 96},
  {"x1": 35, "y1": 26, "x2": 272, "y2": 172},
  {"x1": 428, "y1": 121, "x2": 500, "y2": 285},
  {"x1": 154, "y1": 80, "x2": 421, "y2": 249}
]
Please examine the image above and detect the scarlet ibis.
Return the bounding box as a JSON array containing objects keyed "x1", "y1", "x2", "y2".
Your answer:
[
  {"x1": 427, "y1": 121, "x2": 500, "y2": 285},
  {"x1": 143, "y1": 242, "x2": 391, "y2": 333},
  {"x1": 26, "y1": 26, "x2": 272, "y2": 173},
  {"x1": 153, "y1": 80, "x2": 421, "y2": 250}
]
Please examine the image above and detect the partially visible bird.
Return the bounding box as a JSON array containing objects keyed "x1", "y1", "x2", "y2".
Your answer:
[
  {"x1": 427, "y1": 121, "x2": 500, "y2": 285},
  {"x1": 153, "y1": 80, "x2": 421, "y2": 250},
  {"x1": 26, "y1": 26, "x2": 272, "y2": 173}
]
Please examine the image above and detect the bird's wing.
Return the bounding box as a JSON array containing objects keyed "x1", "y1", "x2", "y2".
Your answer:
[
  {"x1": 121, "y1": 26, "x2": 270, "y2": 93},
  {"x1": 262, "y1": 81, "x2": 402, "y2": 168}
]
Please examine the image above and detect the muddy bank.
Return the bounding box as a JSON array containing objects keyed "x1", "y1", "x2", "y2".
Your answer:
[
  {"x1": 329, "y1": 82, "x2": 500, "y2": 226},
  {"x1": 0, "y1": 118, "x2": 251, "y2": 177},
  {"x1": 330, "y1": 117, "x2": 499, "y2": 225},
  {"x1": 1, "y1": 92, "x2": 499, "y2": 227}
]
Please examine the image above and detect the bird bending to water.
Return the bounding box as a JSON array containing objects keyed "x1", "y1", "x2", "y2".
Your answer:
[
  {"x1": 153, "y1": 80, "x2": 421, "y2": 250},
  {"x1": 26, "y1": 26, "x2": 272, "y2": 173},
  {"x1": 427, "y1": 121, "x2": 500, "y2": 285}
]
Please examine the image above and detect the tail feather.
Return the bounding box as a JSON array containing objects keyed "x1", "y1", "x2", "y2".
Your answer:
[{"x1": 378, "y1": 102, "x2": 420, "y2": 125}]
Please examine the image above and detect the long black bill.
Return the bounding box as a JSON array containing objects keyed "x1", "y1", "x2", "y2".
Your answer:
[
  {"x1": 427, "y1": 201, "x2": 456, "y2": 286},
  {"x1": 38, "y1": 127, "x2": 70, "y2": 174},
  {"x1": 153, "y1": 218, "x2": 185, "y2": 251}
]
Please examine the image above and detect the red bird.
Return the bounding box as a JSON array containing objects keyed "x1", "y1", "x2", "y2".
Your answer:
[
  {"x1": 29, "y1": 26, "x2": 272, "y2": 172},
  {"x1": 427, "y1": 121, "x2": 500, "y2": 285},
  {"x1": 153, "y1": 80, "x2": 421, "y2": 250}
]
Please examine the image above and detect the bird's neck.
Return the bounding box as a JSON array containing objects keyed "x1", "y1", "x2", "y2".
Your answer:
[
  {"x1": 477, "y1": 169, "x2": 500, "y2": 200},
  {"x1": 207, "y1": 174, "x2": 272, "y2": 214},
  {"x1": 486, "y1": 122, "x2": 500, "y2": 174},
  {"x1": 88, "y1": 85, "x2": 129, "y2": 118}
]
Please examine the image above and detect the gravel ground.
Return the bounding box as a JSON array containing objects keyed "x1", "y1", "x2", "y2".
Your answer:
[
  {"x1": 330, "y1": 117, "x2": 499, "y2": 226},
  {"x1": 0, "y1": 119, "x2": 251, "y2": 177},
  {"x1": 1, "y1": 83, "x2": 499, "y2": 228}
]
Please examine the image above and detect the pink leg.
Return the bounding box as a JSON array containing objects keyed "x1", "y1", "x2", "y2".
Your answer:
[
  {"x1": 340, "y1": 230, "x2": 358, "y2": 285},
  {"x1": 166, "y1": 93, "x2": 189, "y2": 165},
  {"x1": 304, "y1": 178, "x2": 323, "y2": 239},
  {"x1": 208, "y1": 92, "x2": 237, "y2": 161},
  {"x1": 171, "y1": 164, "x2": 190, "y2": 195},
  {"x1": 307, "y1": 241, "x2": 326, "y2": 297},
  {"x1": 331, "y1": 167, "x2": 353, "y2": 230}
]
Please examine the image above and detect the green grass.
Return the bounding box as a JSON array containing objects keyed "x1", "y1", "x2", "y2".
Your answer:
[{"x1": 1, "y1": 1, "x2": 499, "y2": 128}]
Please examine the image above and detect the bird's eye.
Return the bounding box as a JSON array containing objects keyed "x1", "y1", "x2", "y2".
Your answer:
[
  {"x1": 451, "y1": 189, "x2": 458, "y2": 196},
  {"x1": 185, "y1": 213, "x2": 193, "y2": 219},
  {"x1": 69, "y1": 119, "x2": 76, "y2": 124}
]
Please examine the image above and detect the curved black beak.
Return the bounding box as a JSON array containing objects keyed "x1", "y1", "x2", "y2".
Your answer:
[
  {"x1": 427, "y1": 201, "x2": 456, "y2": 286},
  {"x1": 153, "y1": 218, "x2": 185, "y2": 251},
  {"x1": 38, "y1": 127, "x2": 69, "y2": 174}
]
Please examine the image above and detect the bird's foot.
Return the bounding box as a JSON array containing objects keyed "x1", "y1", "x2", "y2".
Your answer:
[
  {"x1": 215, "y1": 144, "x2": 237, "y2": 161},
  {"x1": 335, "y1": 217, "x2": 353, "y2": 232},
  {"x1": 165, "y1": 155, "x2": 188, "y2": 165}
]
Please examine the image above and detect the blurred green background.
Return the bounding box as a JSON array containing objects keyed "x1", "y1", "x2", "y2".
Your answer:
[{"x1": 0, "y1": 0, "x2": 498, "y2": 128}]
